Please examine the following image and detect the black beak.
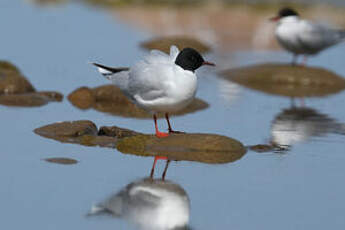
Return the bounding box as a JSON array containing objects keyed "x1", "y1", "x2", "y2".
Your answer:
[{"x1": 202, "y1": 61, "x2": 216, "y2": 66}]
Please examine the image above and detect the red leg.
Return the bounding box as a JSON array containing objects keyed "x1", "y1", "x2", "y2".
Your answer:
[
  {"x1": 150, "y1": 156, "x2": 168, "y2": 179},
  {"x1": 162, "y1": 159, "x2": 171, "y2": 181},
  {"x1": 165, "y1": 113, "x2": 185, "y2": 134},
  {"x1": 154, "y1": 114, "x2": 169, "y2": 138}
]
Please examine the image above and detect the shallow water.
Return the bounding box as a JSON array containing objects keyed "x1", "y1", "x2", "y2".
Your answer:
[{"x1": 1, "y1": 1, "x2": 345, "y2": 230}]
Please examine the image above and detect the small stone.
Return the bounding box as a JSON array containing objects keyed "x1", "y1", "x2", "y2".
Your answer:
[
  {"x1": 44, "y1": 157, "x2": 78, "y2": 165},
  {"x1": 249, "y1": 144, "x2": 274, "y2": 153},
  {"x1": 68, "y1": 87, "x2": 94, "y2": 109}
]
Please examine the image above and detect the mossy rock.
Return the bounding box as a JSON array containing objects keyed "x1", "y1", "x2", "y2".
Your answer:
[
  {"x1": 220, "y1": 64, "x2": 345, "y2": 98},
  {"x1": 0, "y1": 61, "x2": 36, "y2": 95},
  {"x1": 34, "y1": 120, "x2": 246, "y2": 164},
  {"x1": 68, "y1": 85, "x2": 209, "y2": 119},
  {"x1": 0, "y1": 61, "x2": 21, "y2": 74},
  {"x1": 34, "y1": 120, "x2": 120, "y2": 148},
  {"x1": 117, "y1": 133, "x2": 246, "y2": 164},
  {"x1": 34, "y1": 120, "x2": 98, "y2": 137},
  {"x1": 141, "y1": 36, "x2": 211, "y2": 54}
]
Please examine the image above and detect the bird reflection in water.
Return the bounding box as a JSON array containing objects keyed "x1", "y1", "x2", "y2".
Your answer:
[
  {"x1": 270, "y1": 106, "x2": 345, "y2": 151},
  {"x1": 89, "y1": 175, "x2": 191, "y2": 230}
]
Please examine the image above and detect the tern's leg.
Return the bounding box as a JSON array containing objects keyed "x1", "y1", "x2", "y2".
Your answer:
[
  {"x1": 162, "y1": 159, "x2": 171, "y2": 181},
  {"x1": 154, "y1": 114, "x2": 169, "y2": 138},
  {"x1": 291, "y1": 54, "x2": 298, "y2": 66},
  {"x1": 165, "y1": 113, "x2": 185, "y2": 134},
  {"x1": 150, "y1": 156, "x2": 168, "y2": 179}
]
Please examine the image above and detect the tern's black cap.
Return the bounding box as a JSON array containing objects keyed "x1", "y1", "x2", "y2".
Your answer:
[{"x1": 278, "y1": 7, "x2": 299, "y2": 18}]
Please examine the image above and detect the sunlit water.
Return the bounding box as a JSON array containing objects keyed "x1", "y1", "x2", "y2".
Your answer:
[{"x1": 1, "y1": 1, "x2": 345, "y2": 230}]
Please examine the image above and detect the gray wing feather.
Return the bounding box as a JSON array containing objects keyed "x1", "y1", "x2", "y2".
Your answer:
[{"x1": 298, "y1": 22, "x2": 344, "y2": 53}]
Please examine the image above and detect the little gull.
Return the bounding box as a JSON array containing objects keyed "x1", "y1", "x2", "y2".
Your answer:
[{"x1": 92, "y1": 45, "x2": 215, "y2": 137}]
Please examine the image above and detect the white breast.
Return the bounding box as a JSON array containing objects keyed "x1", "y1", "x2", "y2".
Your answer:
[
  {"x1": 129, "y1": 62, "x2": 197, "y2": 113},
  {"x1": 275, "y1": 16, "x2": 305, "y2": 54}
]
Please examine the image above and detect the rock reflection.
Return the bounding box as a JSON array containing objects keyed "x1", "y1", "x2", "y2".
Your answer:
[
  {"x1": 220, "y1": 64, "x2": 345, "y2": 98},
  {"x1": 251, "y1": 106, "x2": 345, "y2": 152},
  {"x1": 89, "y1": 177, "x2": 191, "y2": 230},
  {"x1": 68, "y1": 85, "x2": 209, "y2": 119},
  {"x1": 270, "y1": 106, "x2": 345, "y2": 149}
]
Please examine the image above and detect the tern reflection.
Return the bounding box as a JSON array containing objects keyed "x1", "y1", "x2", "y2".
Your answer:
[
  {"x1": 89, "y1": 176, "x2": 190, "y2": 230},
  {"x1": 270, "y1": 106, "x2": 345, "y2": 150}
]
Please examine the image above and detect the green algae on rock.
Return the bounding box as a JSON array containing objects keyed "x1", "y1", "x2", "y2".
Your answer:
[
  {"x1": 141, "y1": 36, "x2": 210, "y2": 54},
  {"x1": 44, "y1": 157, "x2": 78, "y2": 165},
  {"x1": 68, "y1": 85, "x2": 209, "y2": 119},
  {"x1": 220, "y1": 63, "x2": 345, "y2": 98},
  {"x1": 117, "y1": 133, "x2": 246, "y2": 164}
]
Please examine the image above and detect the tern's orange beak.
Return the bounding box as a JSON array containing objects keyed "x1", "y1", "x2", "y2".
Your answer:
[
  {"x1": 269, "y1": 16, "x2": 280, "y2": 22},
  {"x1": 202, "y1": 61, "x2": 216, "y2": 66}
]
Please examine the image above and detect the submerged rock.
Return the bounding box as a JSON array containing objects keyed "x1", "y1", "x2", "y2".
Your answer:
[
  {"x1": 220, "y1": 64, "x2": 345, "y2": 98},
  {"x1": 141, "y1": 36, "x2": 210, "y2": 53},
  {"x1": 44, "y1": 157, "x2": 78, "y2": 165},
  {"x1": 68, "y1": 85, "x2": 209, "y2": 119},
  {"x1": 117, "y1": 133, "x2": 246, "y2": 164},
  {"x1": 34, "y1": 120, "x2": 246, "y2": 164},
  {"x1": 0, "y1": 91, "x2": 63, "y2": 107}
]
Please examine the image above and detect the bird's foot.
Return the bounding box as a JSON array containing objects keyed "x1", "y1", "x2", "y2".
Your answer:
[
  {"x1": 168, "y1": 129, "x2": 185, "y2": 134},
  {"x1": 155, "y1": 131, "x2": 169, "y2": 138}
]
